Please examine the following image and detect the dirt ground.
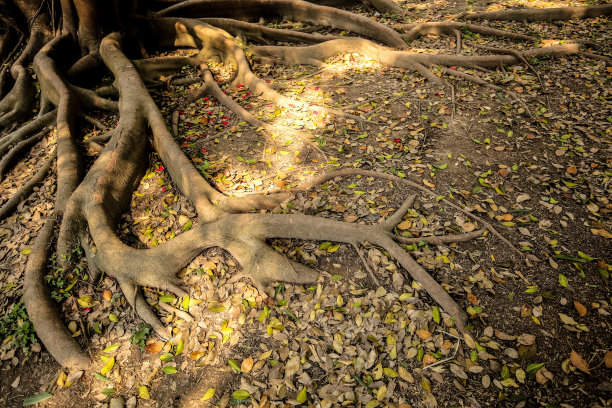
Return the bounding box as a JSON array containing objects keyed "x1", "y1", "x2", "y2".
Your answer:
[{"x1": 0, "y1": 0, "x2": 610, "y2": 407}]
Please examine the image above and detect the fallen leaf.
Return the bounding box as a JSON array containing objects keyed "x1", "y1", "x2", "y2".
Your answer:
[
  {"x1": 201, "y1": 388, "x2": 216, "y2": 401},
  {"x1": 574, "y1": 301, "x2": 587, "y2": 317},
  {"x1": 604, "y1": 351, "x2": 612, "y2": 368},
  {"x1": 570, "y1": 350, "x2": 591, "y2": 374},
  {"x1": 517, "y1": 333, "x2": 536, "y2": 346},
  {"x1": 241, "y1": 357, "x2": 254, "y2": 373},
  {"x1": 145, "y1": 342, "x2": 164, "y2": 354},
  {"x1": 516, "y1": 193, "x2": 531, "y2": 203}
]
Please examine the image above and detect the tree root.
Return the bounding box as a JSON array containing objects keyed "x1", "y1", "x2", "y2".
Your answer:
[
  {"x1": 394, "y1": 229, "x2": 486, "y2": 246},
  {"x1": 0, "y1": 148, "x2": 55, "y2": 222},
  {"x1": 464, "y1": 4, "x2": 612, "y2": 23},
  {"x1": 199, "y1": 18, "x2": 341, "y2": 44},
  {"x1": 0, "y1": 128, "x2": 49, "y2": 180},
  {"x1": 400, "y1": 22, "x2": 537, "y2": 43},
  {"x1": 23, "y1": 216, "x2": 91, "y2": 370},
  {"x1": 183, "y1": 64, "x2": 326, "y2": 157},
  {"x1": 285, "y1": 168, "x2": 524, "y2": 258},
  {"x1": 8, "y1": 0, "x2": 606, "y2": 371},
  {"x1": 0, "y1": 110, "x2": 56, "y2": 156},
  {"x1": 155, "y1": 0, "x2": 407, "y2": 49}
]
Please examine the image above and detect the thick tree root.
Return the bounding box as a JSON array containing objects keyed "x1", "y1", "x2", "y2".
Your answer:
[
  {"x1": 199, "y1": 18, "x2": 341, "y2": 44},
  {"x1": 155, "y1": 0, "x2": 407, "y2": 48},
  {"x1": 23, "y1": 216, "x2": 91, "y2": 370},
  {"x1": 6, "y1": 0, "x2": 605, "y2": 371}
]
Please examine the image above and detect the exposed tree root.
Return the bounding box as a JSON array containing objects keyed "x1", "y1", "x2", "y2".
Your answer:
[
  {"x1": 464, "y1": 4, "x2": 612, "y2": 22},
  {"x1": 154, "y1": 0, "x2": 407, "y2": 48},
  {"x1": 0, "y1": 0, "x2": 606, "y2": 371},
  {"x1": 199, "y1": 18, "x2": 341, "y2": 44},
  {"x1": 0, "y1": 128, "x2": 49, "y2": 180},
  {"x1": 0, "y1": 148, "x2": 55, "y2": 221},
  {"x1": 284, "y1": 168, "x2": 524, "y2": 257}
]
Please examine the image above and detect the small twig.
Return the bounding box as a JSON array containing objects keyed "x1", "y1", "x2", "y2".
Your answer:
[
  {"x1": 352, "y1": 243, "x2": 380, "y2": 286},
  {"x1": 422, "y1": 339, "x2": 461, "y2": 370},
  {"x1": 157, "y1": 301, "x2": 193, "y2": 322},
  {"x1": 394, "y1": 229, "x2": 486, "y2": 245}
]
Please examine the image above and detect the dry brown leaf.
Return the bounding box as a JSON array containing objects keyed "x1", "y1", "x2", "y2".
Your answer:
[
  {"x1": 416, "y1": 329, "x2": 432, "y2": 340},
  {"x1": 241, "y1": 357, "x2": 254, "y2": 373},
  {"x1": 570, "y1": 350, "x2": 591, "y2": 374},
  {"x1": 517, "y1": 333, "x2": 536, "y2": 346},
  {"x1": 397, "y1": 220, "x2": 412, "y2": 230},
  {"x1": 574, "y1": 300, "x2": 587, "y2": 317},
  {"x1": 145, "y1": 342, "x2": 165, "y2": 354},
  {"x1": 422, "y1": 353, "x2": 437, "y2": 367},
  {"x1": 462, "y1": 222, "x2": 476, "y2": 232},
  {"x1": 604, "y1": 351, "x2": 612, "y2": 369}
]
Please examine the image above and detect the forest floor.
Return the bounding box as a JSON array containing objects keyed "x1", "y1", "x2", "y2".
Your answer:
[{"x1": 0, "y1": 0, "x2": 610, "y2": 407}]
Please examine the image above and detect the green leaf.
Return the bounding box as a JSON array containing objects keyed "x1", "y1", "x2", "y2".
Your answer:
[
  {"x1": 160, "y1": 353, "x2": 174, "y2": 362},
  {"x1": 501, "y1": 364, "x2": 509, "y2": 380},
  {"x1": 319, "y1": 242, "x2": 332, "y2": 250},
  {"x1": 526, "y1": 363, "x2": 544, "y2": 375},
  {"x1": 524, "y1": 286, "x2": 538, "y2": 294},
  {"x1": 554, "y1": 254, "x2": 588, "y2": 263},
  {"x1": 232, "y1": 390, "x2": 250, "y2": 400},
  {"x1": 159, "y1": 294, "x2": 176, "y2": 303},
  {"x1": 209, "y1": 303, "x2": 226, "y2": 313},
  {"x1": 162, "y1": 366, "x2": 178, "y2": 374},
  {"x1": 558, "y1": 274, "x2": 568, "y2": 288},
  {"x1": 101, "y1": 388, "x2": 116, "y2": 396},
  {"x1": 182, "y1": 221, "x2": 193, "y2": 232},
  {"x1": 228, "y1": 359, "x2": 241, "y2": 372},
  {"x1": 23, "y1": 392, "x2": 53, "y2": 406},
  {"x1": 94, "y1": 373, "x2": 112, "y2": 382},
  {"x1": 577, "y1": 251, "x2": 595, "y2": 261},
  {"x1": 432, "y1": 306, "x2": 440, "y2": 324},
  {"x1": 108, "y1": 313, "x2": 118, "y2": 322},
  {"x1": 175, "y1": 339, "x2": 184, "y2": 355}
]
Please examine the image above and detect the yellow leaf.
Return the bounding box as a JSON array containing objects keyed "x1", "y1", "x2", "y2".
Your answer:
[
  {"x1": 56, "y1": 371, "x2": 67, "y2": 387},
  {"x1": 376, "y1": 385, "x2": 387, "y2": 401},
  {"x1": 373, "y1": 362, "x2": 383, "y2": 380},
  {"x1": 296, "y1": 387, "x2": 307, "y2": 403},
  {"x1": 327, "y1": 243, "x2": 341, "y2": 253},
  {"x1": 383, "y1": 367, "x2": 398, "y2": 378},
  {"x1": 201, "y1": 388, "x2": 215, "y2": 401},
  {"x1": 77, "y1": 296, "x2": 93, "y2": 308},
  {"x1": 101, "y1": 357, "x2": 115, "y2": 375},
  {"x1": 139, "y1": 385, "x2": 150, "y2": 400}
]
